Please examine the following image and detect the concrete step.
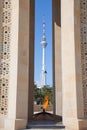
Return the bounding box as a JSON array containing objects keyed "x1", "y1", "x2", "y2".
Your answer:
[
  {"x1": 22, "y1": 128, "x2": 65, "y2": 130},
  {"x1": 25, "y1": 120, "x2": 65, "y2": 129},
  {"x1": 26, "y1": 125, "x2": 65, "y2": 129}
]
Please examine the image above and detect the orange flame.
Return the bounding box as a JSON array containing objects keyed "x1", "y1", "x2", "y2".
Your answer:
[{"x1": 43, "y1": 95, "x2": 49, "y2": 109}]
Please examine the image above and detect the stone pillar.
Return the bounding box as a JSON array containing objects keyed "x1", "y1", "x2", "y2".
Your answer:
[
  {"x1": 0, "y1": 0, "x2": 34, "y2": 130},
  {"x1": 16, "y1": 0, "x2": 35, "y2": 125},
  {"x1": 28, "y1": 0, "x2": 35, "y2": 121},
  {"x1": 52, "y1": 0, "x2": 62, "y2": 116},
  {"x1": 61, "y1": 0, "x2": 87, "y2": 129}
]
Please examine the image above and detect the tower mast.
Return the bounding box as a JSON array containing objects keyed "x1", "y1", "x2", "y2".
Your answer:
[{"x1": 41, "y1": 19, "x2": 47, "y2": 87}]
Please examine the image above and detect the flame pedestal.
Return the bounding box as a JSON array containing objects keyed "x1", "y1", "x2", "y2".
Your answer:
[
  {"x1": 26, "y1": 109, "x2": 65, "y2": 129},
  {"x1": 32, "y1": 109, "x2": 62, "y2": 122}
]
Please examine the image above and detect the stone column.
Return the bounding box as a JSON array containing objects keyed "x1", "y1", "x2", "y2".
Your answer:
[
  {"x1": 61, "y1": 0, "x2": 87, "y2": 129},
  {"x1": 28, "y1": 0, "x2": 35, "y2": 121},
  {"x1": 16, "y1": 0, "x2": 35, "y2": 125},
  {"x1": 0, "y1": 0, "x2": 34, "y2": 130},
  {"x1": 52, "y1": 0, "x2": 62, "y2": 116}
]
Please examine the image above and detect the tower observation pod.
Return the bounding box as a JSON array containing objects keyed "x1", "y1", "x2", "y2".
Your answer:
[{"x1": 41, "y1": 19, "x2": 47, "y2": 87}]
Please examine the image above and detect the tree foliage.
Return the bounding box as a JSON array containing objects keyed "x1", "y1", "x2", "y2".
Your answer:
[{"x1": 34, "y1": 84, "x2": 53, "y2": 105}]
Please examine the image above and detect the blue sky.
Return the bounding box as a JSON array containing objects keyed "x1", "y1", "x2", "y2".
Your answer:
[{"x1": 34, "y1": 0, "x2": 52, "y2": 86}]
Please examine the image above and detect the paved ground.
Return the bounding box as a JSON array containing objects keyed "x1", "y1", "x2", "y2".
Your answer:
[
  {"x1": 21, "y1": 128, "x2": 71, "y2": 130},
  {"x1": 21, "y1": 122, "x2": 65, "y2": 130}
]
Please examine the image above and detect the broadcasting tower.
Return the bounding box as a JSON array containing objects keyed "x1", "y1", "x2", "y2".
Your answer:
[{"x1": 41, "y1": 19, "x2": 47, "y2": 87}]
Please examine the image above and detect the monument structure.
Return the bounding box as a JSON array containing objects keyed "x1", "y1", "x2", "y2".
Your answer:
[
  {"x1": 0, "y1": 0, "x2": 87, "y2": 130},
  {"x1": 0, "y1": 0, "x2": 34, "y2": 129}
]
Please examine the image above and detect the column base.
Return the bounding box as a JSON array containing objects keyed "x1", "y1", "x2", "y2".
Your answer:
[
  {"x1": 79, "y1": 118, "x2": 87, "y2": 130},
  {"x1": 15, "y1": 119, "x2": 27, "y2": 130},
  {"x1": 63, "y1": 117, "x2": 87, "y2": 130},
  {"x1": 0, "y1": 118, "x2": 27, "y2": 130},
  {"x1": 63, "y1": 117, "x2": 79, "y2": 130}
]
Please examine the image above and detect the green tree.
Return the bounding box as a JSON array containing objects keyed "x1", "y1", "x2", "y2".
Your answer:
[{"x1": 34, "y1": 84, "x2": 53, "y2": 105}]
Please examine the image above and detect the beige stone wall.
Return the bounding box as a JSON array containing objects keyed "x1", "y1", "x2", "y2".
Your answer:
[
  {"x1": 0, "y1": 0, "x2": 19, "y2": 129},
  {"x1": 15, "y1": 0, "x2": 35, "y2": 129},
  {"x1": 0, "y1": 0, "x2": 35, "y2": 130},
  {"x1": 28, "y1": 0, "x2": 35, "y2": 120},
  {"x1": 80, "y1": 0, "x2": 87, "y2": 118},
  {"x1": 61, "y1": 1, "x2": 78, "y2": 129},
  {"x1": 74, "y1": 0, "x2": 84, "y2": 119},
  {"x1": 52, "y1": 0, "x2": 62, "y2": 116},
  {"x1": 0, "y1": 0, "x2": 13, "y2": 117},
  {"x1": 61, "y1": 0, "x2": 87, "y2": 129},
  {"x1": 16, "y1": 0, "x2": 30, "y2": 119}
]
